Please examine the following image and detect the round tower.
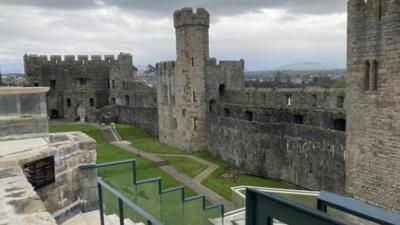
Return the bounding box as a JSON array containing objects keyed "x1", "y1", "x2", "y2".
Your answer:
[{"x1": 169, "y1": 8, "x2": 210, "y2": 151}]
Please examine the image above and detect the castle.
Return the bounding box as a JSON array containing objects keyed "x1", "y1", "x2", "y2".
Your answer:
[{"x1": 24, "y1": 1, "x2": 399, "y2": 213}]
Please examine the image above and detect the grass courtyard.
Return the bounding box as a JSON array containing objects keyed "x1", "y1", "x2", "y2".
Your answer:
[
  {"x1": 115, "y1": 124, "x2": 294, "y2": 201},
  {"x1": 50, "y1": 124, "x2": 198, "y2": 195},
  {"x1": 50, "y1": 123, "x2": 295, "y2": 203}
]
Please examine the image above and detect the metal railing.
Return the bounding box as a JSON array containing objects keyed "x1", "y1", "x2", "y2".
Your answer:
[
  {"x1": 245, "y1": 188, "x2": 347, "y2": 225},
  {"x1": 317, "y1": 191, "x2": 400, "y2": 225},
  {"x1": 97, "y1": 178, "x2": 163, "y2": 225},
  {"x1": 84, "y1": 159, "x2": 224, "y2": 225},
  {"x1": 242, "y1": 187, "x2": 400, "y2": 225}
]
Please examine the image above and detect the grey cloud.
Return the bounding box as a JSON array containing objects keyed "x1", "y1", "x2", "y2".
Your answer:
[{"x1": 2, "y1": 0, "x2": 346, "y2": 15}]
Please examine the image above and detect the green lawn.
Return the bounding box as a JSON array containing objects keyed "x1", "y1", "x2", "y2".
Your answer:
[
  {"x1": 117, "y1": 124, "x2": 185, "y2": 155},
  {"x1": 50, "y1": 124, "x2": 197, "y2": 193},
  {"x1": 50, "y1": 124, "x2": 220, "y2": 224},
  {"x1": 161, "y1": 156, "x2": 207, "y2": 178},
  {"x1": 194, "y1": 151, "x2": 294, "y2": 201},
  {"x1": 115, "y1": 124, "x2": 296, "y2": 202}
]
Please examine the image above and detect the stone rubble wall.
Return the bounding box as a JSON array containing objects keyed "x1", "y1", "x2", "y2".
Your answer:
[{"x1": 0, "y1": 132, "x2": 97, "y2": 224}]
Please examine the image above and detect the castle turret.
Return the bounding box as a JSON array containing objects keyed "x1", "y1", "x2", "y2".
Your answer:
[
  {"x1": 156, "y1": 8, "x2": 210, "y2": 152},
  {"x1": 346, "y1": 0, "x2": 400, "y2": 212}
]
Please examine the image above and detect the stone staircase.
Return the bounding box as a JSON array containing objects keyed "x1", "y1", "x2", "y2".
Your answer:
[
  {"x1": 62, "y1": 211, "x2": 146, "y2": 225},
  {"x1": 105, "y1": 214, "x2": 145, "y2": 225}
]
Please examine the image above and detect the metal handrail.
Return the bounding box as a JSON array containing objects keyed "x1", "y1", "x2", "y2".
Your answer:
[
  {"x1": 97, "y1": 178, "x2": 163, "y2": 225},
  {"x1": 87, "y1": 159, "x2": 224, "y2": 225},
  {"x1": 246, "y1": 188, "x2": 347, "y2": 225},
  {"x1": 317, "y1": 191, "x2": 400, "y2": 225}
]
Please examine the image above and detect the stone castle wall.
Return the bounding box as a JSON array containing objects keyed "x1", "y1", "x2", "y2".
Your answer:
[
  {"x1": 24, "y1": 53, "x2": 159, "y2": 136},
  {"x1": 207, "y1": 88, "x2": 346, "y2": 193},
  {"x1": 0, "y1": 132, "x2": 97, "y2": 224},
  {"x1": 108, "y1": 80, "x2": 158, "y2": 136},
  {"x1": 346, "y1": 0, "x2": 400, "y2": 212},
  {"x1": 24, "y1": 53, "x2": 133, "y2": 121}
]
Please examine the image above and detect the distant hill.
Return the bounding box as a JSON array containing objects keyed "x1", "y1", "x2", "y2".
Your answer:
[{"x1": 275, "y1": 63, "x2": 345, "y2": 71}]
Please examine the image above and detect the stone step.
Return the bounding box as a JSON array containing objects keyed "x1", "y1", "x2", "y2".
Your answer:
[
  {"x1": 105, "y1": 214, "x2": 120, "y2": 225},
  {"x1": 157, "y1": 160, "x2": 169, "y2": 167}
]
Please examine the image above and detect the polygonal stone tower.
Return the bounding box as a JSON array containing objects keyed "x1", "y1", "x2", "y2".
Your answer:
[
  {"x1": 157, "y1": 8, "x2": 210, "y2": 152},
  {"x1": 346, "y1": 0, "x2": 400, "y2": 212}
]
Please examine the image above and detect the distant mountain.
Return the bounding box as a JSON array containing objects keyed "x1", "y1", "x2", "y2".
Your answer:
[{"x1": 275, "y1": 63, "x2": 345, "y2": 71}]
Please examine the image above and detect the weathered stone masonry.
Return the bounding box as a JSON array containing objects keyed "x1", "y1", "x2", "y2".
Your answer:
[
  {"x1": 0, "y1": 132, "x2": 97, "y2": 224},
  {"x1": 207, "y1": 88, "x2": 346, "y2": 193},
  {"x1": 346, "y1": 0, "x2": 400, "y2": 212},
  {"x1": 24, "y1": 53, "x2": 158, "y2": 136}
]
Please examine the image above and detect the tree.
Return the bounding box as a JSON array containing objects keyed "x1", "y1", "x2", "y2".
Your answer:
[{"x1": 145, "y1": 64, "x2": 156, "y2": 75}]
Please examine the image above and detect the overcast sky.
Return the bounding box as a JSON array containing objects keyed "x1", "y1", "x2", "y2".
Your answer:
[{"x1": 0, "y1": 0, "x2": 347, "y2": 73}]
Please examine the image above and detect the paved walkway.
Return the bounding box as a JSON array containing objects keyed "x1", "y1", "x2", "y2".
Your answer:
[{"x1": 112, "y1": 141, "x2": 235, "y2": 211}]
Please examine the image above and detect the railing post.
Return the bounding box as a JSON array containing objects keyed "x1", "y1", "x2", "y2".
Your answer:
[
  {"x1": 118, "y1": 198, "x2": 124, "y2": 225},
  {"x1": 266, "y1": 217, "x2": 273, "y2": 225},
  {"x1": 98, "y1": 183, "x2": 105, "y2": 225},
  {"x1": 147, "y1": 219, "x2": 153, "y2": 225},
  {"x1": 317, "y1": 199, "x2": 328, "y2": 213}
]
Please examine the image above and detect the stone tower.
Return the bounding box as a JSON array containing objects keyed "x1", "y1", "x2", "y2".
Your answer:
[
  {"x1": 157, "y1": 8, "x2": 210, "y2": 152},
  {"x1": 346, "y1": 0, "x2": 400, "y2": 212}
]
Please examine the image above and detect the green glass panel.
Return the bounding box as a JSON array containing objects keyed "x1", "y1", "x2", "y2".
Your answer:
[
  {"x1": 161, "y1": 189, "x2": 184, "y2": 225},
  {"x1": 184, "y1": 198, "x2": 205, "y2": 225},
  {"x1": 136, "y1": 181, "x2": 162, "y2": 220}
]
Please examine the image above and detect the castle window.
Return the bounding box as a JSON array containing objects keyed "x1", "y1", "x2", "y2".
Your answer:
[
  {"x1": 209, "y1": 99, "x2": 216, "y2": 113},
  {"x1": 293, "y1": 115, "x2": 303, "y2": 124},
  {"x1": 286, "y1": 94, "x2": 292, "y2": 106},
  {"x1": 49, "y1": 80, "x2": 56, "y2": 90},
  {"x1": 90, "y1": 98, "x2": 94, "y2": 107},
  {"x1": 171, "y1": 95, "x2": 175, "y2": 105},
  {"x1": 66, "y1": 98, "x2": 71, "y2": 108},
  {"x1": 312, "y1": 94, "x2": 317, "y2": 107},
  {"x1": 337, "y1": 96, "x2": 345, "y2": 108},
  {"x1": 378, "y1": 0, "x2": 383, "y2": 20},
  {"x1": 245, "y1": 111, "x2": 253, "y2": 121},
  {"x1": 309, "y1": 163, "x2": 313, "y2": 174},
  {"x1": 173, "y1": 118, "x2": 177, "y2": 129},
  {"x1": 219, "y1": 84, "x2": 226, "y2": 97},
  {"x1": 263, "y1": 93, "x2": 266, "y2": 104},
  {"x1": 162, "y1": 85, "x2": 168, "y2": 103},
  {"x1": 79, "y1": 78, "x2": 87, "y2": 87},
  {"x1": 223, "y1": 108, "x2": 230, "y2": 117},
  {"x1": 111, "y1": 98, "x2": 116, "y2": 105},
  {"x1": 182, "y1": 109, "x2": 186, "y2": 117},
  {"x1": 364, "y1": 61, "x2": 370, "y2": 91},
  {"x1": 193, "y1": 91, "x2": 196, "y2": 103},
  {"x1": 333, "y1": 119, "x2": 346, "y2": 132},
  {"x1": 191, "y1": 57, "x2": 194, "y2": 67},
  {"x1": 122, "y1": 81, "x2": 126, "y2": 89},
  {"x1": 372, "y1": 60, "x2": 379, "y2": 90},
  {"x1": 111, "y1": 80, "x2": 116, "y2": 89},
  {"x1": 125, "y1": 95, "x2": 130, "y2": 106},
  {"x1": 193, "y1": 117, "x2": 198, "y2": 131}
]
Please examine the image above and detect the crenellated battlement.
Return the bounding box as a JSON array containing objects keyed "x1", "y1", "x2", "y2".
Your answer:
[
  {"x1": 156, "y1": 61, "x2": 176, "y2": 75},
  {"x1": 174, "y1": 7, "x2": 209, "y2": 28},
  {"x1": 23, "y1": 53, "x2": 132, "y2": 65},
  {"x1": 348, "y1": 0, "x2": 400, "y2": 19}
]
